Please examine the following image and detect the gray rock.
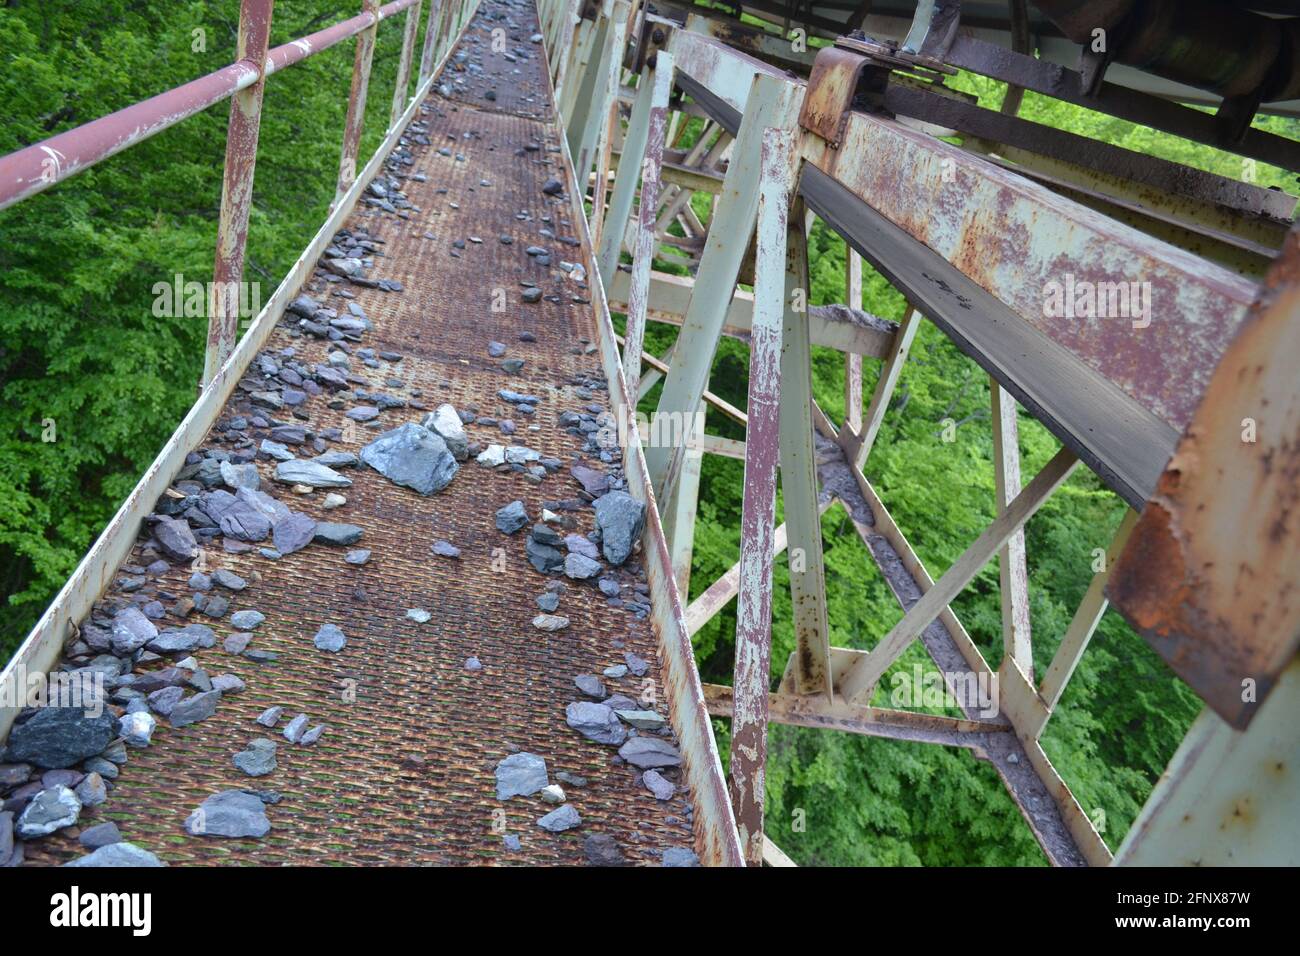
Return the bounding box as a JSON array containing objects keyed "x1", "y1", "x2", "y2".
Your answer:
[
  {"x1": 465, "y1": 657, "x2": 483, "y2": 671},
  {"x1": 147, "y1": 686, "x2": 185, "y2": 716},
  {"x1": 229, "y1": 610, "x2": 265, "y2": 630},
  {"x1": 233, "y1": 739, "x2": 278, "y2": 777},
  {"x1": 220, "y1": 461, "x2": 260, "y2": 491},
  {"x1": 584, "y1": 833, "x2": 627, "y2": 866},
  {"x1": 65, "y1": 842, "x2": 166, "y2": 867},
  {"x1": 565, "y1": 701, "x2": 627, "y2": 745},
  {"x1": 618, "y1": 736, "x2": 682, "y2": 769},
  {"x1": 15, "y1": 785, "x2": 80, "y2": 838},
  {"x1": 272, "y1": 512, "x2": 317, "y2": 555},
  {"x1": 423, "y1": 404, "x2": 469, "y2": 461},
  {"x1": 223, "y1": 632, "x2": 252, "y2": 654},
  {"x1": 111, "y1": 605, "x2": 158, "y2": 655},
  {"x1": 495, "y1": 500, "x2": 529, "y2": 534},
  {"x1": 603, "y1": 664, "x2": 628, "y2": 679},
  {"x1": 564, "y1": 534, "x2": 600, "y2": 559},
  {"x1": 120, "y1": 711, "x2": 156, "y2": 746},
  {"x1": 642, "y1": 768, "x2": 675, "y2": 800},
  {"x1": 662, "y1": 847, "x2": 700, "y2": 867},
  {"x1": 255, "y1": 706, "x2": 283, "y2": 728},
  {"x1": 212, "y1": 569, "x2": 247, "y2": 591},
  {"x1": 531, "y1": 614, "x2": 569, "y2": 631},
  {"x1": 260, "y1": 439, "x2": 294, "y2": 461},
  {"x1": 574, "y1": 674, "x2": 606, "y2": 699},
  {"x1": 406, "y1": 608, "x2": 431, "y2": 623},
  {"x1": 535, "y1": 592, "x2": 559, "y2": 612},
  {"x1": 299, "y1": 725, "x2": 326, "y2": 746},
  {"x1": 78, "y1": 820, "x2": 123, "y2": 849},
  {"x1": 169, "y1": 689, "x2": 221, "y2": 728},
  {"x1": 274, "y1": 459, "x2": 352, "y2": 489},
  {"x1": 526, "y1": 537, "x2": 565, "y2": 573},
  {"x1": 314, "y1": 623, "x2": 347, "y2": 652},
  {"x1": 345, "y1": 549, "x2": 372, "y2": 565},
  {"x1": 564, "y1": 553, "x2": 602, "y2": 580},
  {"x1": 495, "y1": 752, "x2": 548, "y2": 799},
  {"x1": 359, "y1": 422, "x2": 458, "y2": 495},
  {"x1": 314, "y1": 522, "x2": 363, "y2": 546},
  {"x1": 431, "y1": 540, "x2": 460, "y2": 559},
  {"x1": 615, "y1": 709, "x2": 666, "y2": 731},
  {"x1": 73, "y1": 772, "x2": 107, "y2": 807},
  {"x1": 185, "y1": 790, "x2": 270, "y2": 838},
  {"x1": 83, "y1": 757, "x2": 118, "y2": 780},
  {"x1": 624, "y1": 651, "x2": 649, "y2": 677},
  {"x1": 153, "y1": 516, "x2": 198, "y2": 562},
  {"x1": 283, "y1": 713, "x2": 309, "y2": 744},
  {"x1": 5, "y1": 706, "x2": 117, "y2": 769},
  {"x1": 212, "y1": 674, "x2": 245, "y2": 694},
  {"x1": 536, "y1": 804, "x2": 581, "y2": 832},
  {"x1": 148, "y1": 623, "x2": 216, "y2": 653},
  {"x1": 593, "y1": 492, "x2": 645, "y2": 565}
]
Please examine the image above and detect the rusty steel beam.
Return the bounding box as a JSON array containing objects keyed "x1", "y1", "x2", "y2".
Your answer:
[
  {"x1": 0, "y1": 0, "x2": 421, "y2": 212},
  {"x1": 391, "y1": 0, "x2": 424, "y2": 129},
  {"x1": 1109, "y1": 226, "x2": 1300, "y2": 729},
  {"x1": 205, "y1": 0, "x2": 276, "y2": 387}
]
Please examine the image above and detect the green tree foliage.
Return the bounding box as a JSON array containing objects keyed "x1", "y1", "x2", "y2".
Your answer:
[{"x1": 0, "y1": 1, "x2": 426, "y2": 649}]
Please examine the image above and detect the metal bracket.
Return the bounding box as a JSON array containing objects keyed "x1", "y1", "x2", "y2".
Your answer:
[
  {"x1": 631, "y1": 15, "x2": 673, "y2": 72},
  {"x1": 798, "y1": 47, "x2": 876, "y2": 149}
]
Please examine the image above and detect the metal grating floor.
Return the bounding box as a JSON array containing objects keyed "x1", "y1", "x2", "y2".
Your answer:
[{"x1": 20, "y1": 0, "x2": 703, "y2": 866}]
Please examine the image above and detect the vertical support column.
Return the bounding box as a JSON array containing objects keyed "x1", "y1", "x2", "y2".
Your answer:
[
  {"x1": 551, "y1": 0, "x2": 583, "y2": 93},
  {"x1": 844, "y1": 250, "x2": 863, "y2": 435},
  {"x1": 573, "y1": 0, "x2": 628, "y2": 197},
  {"x1": 603, "y1": 52, "x2": 673, "y2": 341},
  {"x1": 844, "y1": 305, "x2": 921, "y2": 471},
  {"x1": 336, "y1": 0, "x2": 380, "y2": 206},
  {"x1": 644, "y1": 73, "x2": 803, "y2": 497},
  {"x1": 779, "y1": 199, "x2": 832, "y2": 698},
  {"x1": 419, "y1": 0, "x2": 445, "y2": 84},
  {"x1": 391, "y1": 0, "x2": 423, "y2": 129},
  {"x1": 205, "y1": 0, "x2": 275, "y2": 387},
  {"x1": 992, "y1": 381, "x2": 1034, "y2": 679},
  {"x1": 663, "y1": 393, "x2": 704, "y2": 595},
  {"x1": 730, "y1": 127, "x2": 795, "y2": 867}
]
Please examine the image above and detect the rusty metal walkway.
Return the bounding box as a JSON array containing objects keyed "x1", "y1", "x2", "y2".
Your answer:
[{"x1": 11, "y1": 0, "x2": 731, "y2": 866}]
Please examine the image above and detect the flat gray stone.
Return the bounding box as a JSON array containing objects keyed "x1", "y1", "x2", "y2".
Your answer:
[
  {"x1": 111, "y1": 605, "x2": 158, "y2": 655},
  {"x1": 314, "y1": 522, "x2": 363, "y2": 546},
  {"x1": 283, "y1": 713, "x2": 309, "y2": 743},
  {"x1": 229, "y1": 610, "x2": 265, "y2": 630},
  {"x1": 565, "y1": 701, "x2": 626, "y2": 745},
  {"x1": 536, "y1": 804, "x2": 581, "y2": 832},
  {"x1": 642, "y1": 768, "x2": 675, "y2": 800},
  {"x1": 360, "y1": 422, "x2": 458, "y2": 495},
  {"x1": 153, "y1": 515, "x2": 198, "y2": 561},
  {"x1": 169, "y1": 690, "x2": 221, "y2": 728},
  {"x1": 78, "y1": 820, "x2": 123, "y2": 849},
  {"x1": 495, "y1": 752, "x2": 548, "y2": 800},
  {"x1": 65, "y1": 842, "x2": 166, "y2": 867},
  {"x1": 148, "y1": 623, "x2": 216, "y2": 653},
  {"x1": 615, "y1": 709, "x2": 666, "y2": 731},
  {"x1": 185, "y1": 790, "x2": 270, "y2": 838},
  {"x1": 618, "y1": 736, "x2": 682, "y2": 769},
  {"x1": 345, "y1": 549, "x2": 372, "y2": 565},
  {"x1": 274, "y1": 459, "x2": 352, "y2": 489},
  {"x1": 233, "y1": 739, "x2": 278, "y2": 777},
  {"x1": 314, "y1": 623, "x2": 347, "y2": 652},
  {"x1": 662, "y1": 847, "x2": 700, "y2": 867},
  {"x1": 564, "y1": 553, "x2": 603, "y2": 580},
  {"x1": 272, "y1": 511, "x2": 316, "y2": 555},
  {"x1": 574, "y1": 674, "x2": 606, "y2": 699},
  {"x1": 255, "y1": 706, "x2": 283, "y2": 728},
  {"x1": 495, "y1": 500, "x2": 529, "y2": 534}
]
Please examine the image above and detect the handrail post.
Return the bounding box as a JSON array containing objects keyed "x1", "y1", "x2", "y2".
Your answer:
[
  {"x1": 418, "y1": 0, "x2": 444, "y2": 85},
  {"x1": 392, "y1": 0, "x2": 423, "y2": 129},
  {"x1": 337, "y1": 0, "x2": 381, "y2": 205},
  {"x1": 205, "y1": 0, "x2": 275, "y2": 387}
]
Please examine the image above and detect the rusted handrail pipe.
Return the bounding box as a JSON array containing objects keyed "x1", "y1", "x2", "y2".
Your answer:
[{"x1": 0, "y1": 0, "x2": 419, "y2": 212}]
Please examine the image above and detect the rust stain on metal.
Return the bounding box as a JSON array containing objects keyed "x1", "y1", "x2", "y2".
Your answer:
[
  {"x1": 797, "y1": 47, "x2": 870, "y2": 149},
  {"x1": 1110, "y1": 229, "x2": 1300, "y2": 729}
]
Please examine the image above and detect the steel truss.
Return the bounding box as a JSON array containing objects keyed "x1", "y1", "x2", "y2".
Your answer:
[{"x1": 545, "y1": 0, "x2": 1300, "y2": 866}]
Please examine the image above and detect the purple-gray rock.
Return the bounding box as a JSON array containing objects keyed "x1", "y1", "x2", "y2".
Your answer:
[
  {"x1": 111, "y1": 605, "x2": 158, "y2": 655},
  {"x1": 233, "y1": 739, "x2": 277, "y2": 777},
  {"x1": 313, "y1": 623, "x2": 347, "y2": 653},
  {"x1": 574, "y1": 674, "x2": 606, "y2": 699},
  {"x1": 564, "y1": 553, "x2": 602, "y2": 580},
  {"x1": 642, "y1": 768, "x2": 675, "y2": 800},
  {"x1": 274, "y1": 459, "x2": 352, "y2": 489},
  {"x1": 537, "y1": 804, "x2": 581, "y2": 832},
  {"x1": 272, "y1": 512, "x2": 317, "y2": 555},
  {"x1": 229, "y1": 610, "x2": 265, "y2": 630},
  {"x1": 148, "y1": 623, "x2": 216, "y2": 653},
  {"x1": 65, "y1": 842, "x2": 165, "y2": 867},
  {"x1": 78, "y1": 820, "x2": 123, "y2": 850}
]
